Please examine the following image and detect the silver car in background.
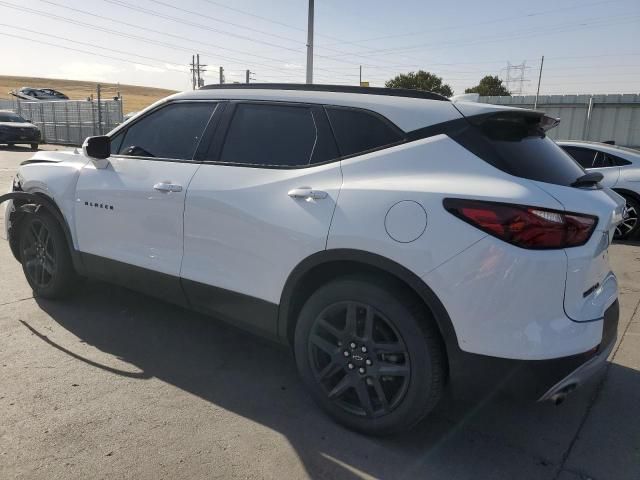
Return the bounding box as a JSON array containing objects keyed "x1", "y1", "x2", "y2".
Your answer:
[{"x1": 558, "y1": 140, "x2": 640, "y2": 239}]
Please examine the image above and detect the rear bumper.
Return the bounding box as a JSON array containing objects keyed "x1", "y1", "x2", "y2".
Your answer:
[
  {"x1": 538, "y1": 299, "x2": 618, "y2": 402},
  {"x1": 446, "y1": 300, "x2": 619, "y2": 401}
]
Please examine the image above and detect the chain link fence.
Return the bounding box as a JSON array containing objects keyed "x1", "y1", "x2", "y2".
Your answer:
[{"x1": 0, "y1": 98, "x2": 124, "y2": 146}]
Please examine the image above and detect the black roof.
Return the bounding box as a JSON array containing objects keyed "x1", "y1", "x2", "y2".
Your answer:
[{"x1": 199, "y1": 83, "x2": 449, "y2": 102}]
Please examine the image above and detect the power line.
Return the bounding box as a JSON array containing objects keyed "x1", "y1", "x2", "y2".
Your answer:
[
  {"x1": 319, "y1": 14, "x2": 640, "y2": 60},
  {"x1": 103, "y1": 0, "x2": 304, "y2": 55},
  {"x1": 0, "y1": 31, "x2": 174, "y2": 71},
  {"x1": 315, "y1": 0, "x2": 620, "y2": 47},
  {"x1": 147, "y1": 0, "x2": 303, "y2": 46},
  {"x1": 1, "y1": 1, "x2": 356, "y2": 81}
]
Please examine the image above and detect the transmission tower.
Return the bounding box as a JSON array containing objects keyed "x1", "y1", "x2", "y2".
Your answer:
[{"x1": 505, "y1": 61, "x2": 528, "y2": 95}]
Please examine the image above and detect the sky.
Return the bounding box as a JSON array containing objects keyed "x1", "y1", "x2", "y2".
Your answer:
[{"x1": 1, "y1": 0, "x2": 639, "y2": 95}]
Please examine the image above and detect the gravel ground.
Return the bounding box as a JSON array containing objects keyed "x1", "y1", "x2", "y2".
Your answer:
[{"x1": 1, "y1": 145, "x2": 639, "y2": 479}]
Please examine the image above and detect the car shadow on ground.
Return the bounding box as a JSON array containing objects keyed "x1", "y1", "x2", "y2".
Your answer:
[{"x1": 31, "y1": 281, "x2": 640, "y2": 480}]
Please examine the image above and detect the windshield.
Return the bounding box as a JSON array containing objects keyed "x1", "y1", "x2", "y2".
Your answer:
[{"x1": 0, "y1": 112, "x2": 27, "y2": 123}]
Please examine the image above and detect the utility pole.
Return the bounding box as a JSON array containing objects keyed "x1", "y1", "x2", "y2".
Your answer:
[
  {"x1": 196, "y1": 54, "x2": 207, "y2": 88},
  {"x1": 190, "y1": 55, "x2": 196, "y2": 90},
  {"x1": 245, "y1": 70, "x2": 256, "y2": 84},
  {"x1": 96, "y1": 84, "x2": 102, "y2": 135},
  {"x1": 534, "y1": 55, "x2": 544, "y2": 110},
  {"x1": 359, "y1": 65, "x2": 362, "y2": 85},
  {"x1": 219, "y1": 66, "x2": 225, "y2": 84},
  {"x1": 306, "y1": 0, "x2": 314, "y2": 84}
]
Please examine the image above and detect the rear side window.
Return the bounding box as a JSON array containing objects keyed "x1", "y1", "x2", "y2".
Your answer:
[
  {"x1": 118, "y1": 102, "x2": 216, "y2": 160},
  {"x1": 454, "y1": 115, "x2": 587, "y2": 187},
  {"x1": 326, "y1": 107, "x2": 404, "y2": 157},
  {"x1": 220, "y1": 103, "x2": 319, "y2": 167},
  {"x1": 606, "y1": 153, "x2": 631, "y2": 167}
]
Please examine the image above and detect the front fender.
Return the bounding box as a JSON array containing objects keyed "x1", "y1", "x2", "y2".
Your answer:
[{"x1": 0, "y1": 192, "x2": 85, "y2": 274}]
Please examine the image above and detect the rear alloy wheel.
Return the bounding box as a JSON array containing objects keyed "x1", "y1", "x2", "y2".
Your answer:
[
  {"x1": 19, "y1": 212, "x2": 76, "y2": 298},
  {"x1": 615, "y1": 196, "x2": 640, "y2": 240},
  {"x1": 295, "y1": 276, "x2": 445, "y2": 435}
]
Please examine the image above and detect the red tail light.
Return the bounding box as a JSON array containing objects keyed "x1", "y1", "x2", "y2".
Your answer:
[{"x1": 444, "y1": 198, "x2": 598, "y2": 249}]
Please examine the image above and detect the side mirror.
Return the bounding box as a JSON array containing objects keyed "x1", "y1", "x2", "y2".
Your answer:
[{"x1": 82, "y1": 136, "x2": 111, "y2": 168}]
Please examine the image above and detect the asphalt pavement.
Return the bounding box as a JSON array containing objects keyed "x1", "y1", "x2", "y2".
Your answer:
[{"x1": 1, "y1": 145, "x2": 639, "y2": 479}]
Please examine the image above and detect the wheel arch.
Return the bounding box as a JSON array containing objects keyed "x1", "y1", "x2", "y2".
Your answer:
[
  {"x1": 0, "y1": 191, "x2": 84, "y2": 274},
  {"x1": 278, "y1": 249, "x2": 459, "y2": 355},
  {"x1": 612, "y1": 187, "x2": 640, "y2": 204}
]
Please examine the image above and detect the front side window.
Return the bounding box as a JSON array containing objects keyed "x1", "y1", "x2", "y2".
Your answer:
[
  {"x1": 219, "y1": 103, "x2": 318, "y2": 167},
  {"x1": 117, "y1": 102, "x2": 216, "y2": 160},
  {"x1": 326, "y1": 107, "x2": 404, "y2": 157}
]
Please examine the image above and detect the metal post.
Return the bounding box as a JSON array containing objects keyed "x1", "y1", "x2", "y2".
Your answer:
[
  {"x1": 191, "y1": 55, "x2": 196, "y2": 90},
  {"x1": 534, "y1": 55, "x2": 544, "y2": 110},
  {"x1": 246, "y1": 69, "x2": 250, "y2": 84},
  {"x1": 39, "y1": 103, "x2": 46, "y2": 143},
  {"x1": 219, "y1": 66, "x2": 224, "y2": 84},
  {"x1": 76, "y1": 101, "x2": 82, "y2": 145},
  {"x1": 585, "y1": 95, "x2": 594, "y2": 140},
  {"x1": 96, "y1": 84, "x2": 102, "y2": 135},
  {"x1": 105, "y1": 101, "x2": 111, "y2": 133},
  {"x1": 64, "y1": 102, "x2": 70, "y2": 143},
  {"x1": 51, "y1": 103, "x2": 58, "y2": 143},
  {"x1": 196, "y1": 54, "x2": 201, "y2": 87},
  {"x1": 306, "y1": 0, "x2": 314, "y2": 84},
  {"x1": 359, "y1": 65, "x2": 362, "y2": 85}
]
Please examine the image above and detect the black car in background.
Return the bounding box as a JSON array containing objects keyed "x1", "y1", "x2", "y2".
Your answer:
[
  {"x1": 0, "y1": 110, "x2": 41, "y2": 150},
  {"x1": 11, "y1": 87, "x2": 69, "y2": 101}
]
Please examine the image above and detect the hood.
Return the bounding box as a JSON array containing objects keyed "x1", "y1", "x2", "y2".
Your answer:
[
  {"x1": 0, "y1": 121, "x2": 39, "y2": 129},
  {"x1": 21, "y1": 149, "x2": 89, "y2": 166}
]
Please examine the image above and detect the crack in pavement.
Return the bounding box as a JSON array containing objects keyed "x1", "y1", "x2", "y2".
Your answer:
[
  {"x1": 552, "y1": 294, "x2": 640, "y2": 480},
  {"x1": 0, "y1": 296, "x2": 33, "y2": 307}
]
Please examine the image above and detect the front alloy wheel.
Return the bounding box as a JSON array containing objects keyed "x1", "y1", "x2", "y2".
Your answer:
[
  {"x1": 21, "y1": 218, "x2": 57, "y2": 289},
  {"x1": 18, "y1": 211, "x2": 76, "y2": 298}
]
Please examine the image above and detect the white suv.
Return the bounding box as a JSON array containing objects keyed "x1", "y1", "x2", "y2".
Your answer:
[{"x1": 1, "y1": 85, "x2": 624, "y2": 435}]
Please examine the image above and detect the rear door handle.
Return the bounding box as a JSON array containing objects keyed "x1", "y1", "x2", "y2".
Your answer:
[
  {"x1": 153, "y1": 182, "x2": 183, "y2": 193},
  {"x1": 288, "y1": 187, "x2": 328, "y2": 200}
]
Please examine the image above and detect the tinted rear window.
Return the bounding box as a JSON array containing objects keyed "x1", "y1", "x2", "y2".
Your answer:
[
  {"x1": 454, "y1": 115, "x2": 586, "y2": 186},
  {"x1": 326, "y1": 107, "x2": 404, "y2": 157}
]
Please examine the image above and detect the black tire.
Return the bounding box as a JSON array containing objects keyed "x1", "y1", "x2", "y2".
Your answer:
[
  {"x1": 615, "y1": 195, "x2": 640, "y2": 240},
  {"x1": 18, "y1": 211, "x2": 76, "y2": 299},
  {"x1": 7, "y1": 143, "x2": 14, "y2": 148},
  {"x1": 294, "y1": 275, "x2": 446, "y2": 435},
  {"x1": 30, "y1": 143, "x2": 39, "y2": 151}
]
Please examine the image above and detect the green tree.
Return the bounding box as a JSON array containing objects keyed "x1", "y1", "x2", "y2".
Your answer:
[
  {"x1": 385, "y1": 70, "x2": 453, "y2": 97},
  {"x1": 465, "y1": 75, "x2": 511, "y2": 96}
]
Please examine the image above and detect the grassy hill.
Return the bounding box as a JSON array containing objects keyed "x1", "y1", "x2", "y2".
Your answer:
[{"x1": 0, "y1": 76, "x2": 177, "y2": 113}]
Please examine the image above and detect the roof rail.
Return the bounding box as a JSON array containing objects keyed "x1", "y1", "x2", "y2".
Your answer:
[{"x1": 199, "y1": 83, "x2": 450, "y2": 102}]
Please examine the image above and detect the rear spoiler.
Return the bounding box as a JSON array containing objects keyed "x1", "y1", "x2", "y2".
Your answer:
[{"x1": 467, "y1": 110, "x2": 561, "y2": 134}]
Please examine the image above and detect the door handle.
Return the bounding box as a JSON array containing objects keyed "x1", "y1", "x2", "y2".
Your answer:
[
  {"x1": 288, "y1": 187, "x2": 328, "y2": 200},
  {"x1": 153, "y1": 182, "x2": 183, "y2": 193}
]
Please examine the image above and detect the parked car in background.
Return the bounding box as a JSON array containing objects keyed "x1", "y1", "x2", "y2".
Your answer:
[
  {"x1": 10, "y1": 87, "x2": 69, "y2": 101},
  {"x1": 0, "y1": 110, "x2": 41, "y2": 150},
  {"x1": 2, "y1": 85, "x2": 624, "y2": 435},
  {"x1": 558, "y1": 140, "x2": 640, "y2": 239}
]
